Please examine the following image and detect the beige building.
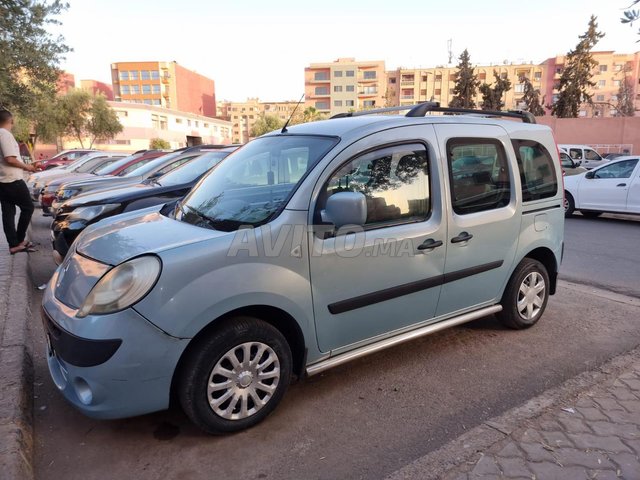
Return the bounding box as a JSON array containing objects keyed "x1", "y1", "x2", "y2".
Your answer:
[
  {"x1": 216, "y1": 98, "x2": 302, "y2": 143},
  {"x1": 304, "y1": 58, "x2": 386, "y2": 116}
]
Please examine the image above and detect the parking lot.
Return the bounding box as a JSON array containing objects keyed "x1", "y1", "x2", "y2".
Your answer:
[{"x1": 28, "y1": 212, "x2": 639, "y2": 480}]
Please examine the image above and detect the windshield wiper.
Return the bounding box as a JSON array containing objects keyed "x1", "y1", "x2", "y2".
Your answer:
[{"x1": 179, "y1": 204, "x2": 246, "y2": 232}]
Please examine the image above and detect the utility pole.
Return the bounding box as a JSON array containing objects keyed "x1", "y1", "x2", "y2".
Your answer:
[{"x1": 447, "y1": 39, "x2": 453, "y2": 65}]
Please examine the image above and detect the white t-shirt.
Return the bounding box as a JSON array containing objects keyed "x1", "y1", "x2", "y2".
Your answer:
[{"x1": 0, "y1": 128, "x2": 24, "y2": 183}]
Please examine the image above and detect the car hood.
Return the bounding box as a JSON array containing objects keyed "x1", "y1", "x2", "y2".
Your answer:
[
  {"x1": 76, "y1": 208, "x2": 225, "y2": 265},
  {"x1": 65, "y1": 181, "x2": 191, "y2": 208},
  {"x1": 45, "y1": 172, "x2": 95, "y2": 188}
]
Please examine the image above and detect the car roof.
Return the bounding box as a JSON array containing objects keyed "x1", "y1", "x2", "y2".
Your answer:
[{"x1": 267, "y1": 114, "x2": 551, "y2": 141}]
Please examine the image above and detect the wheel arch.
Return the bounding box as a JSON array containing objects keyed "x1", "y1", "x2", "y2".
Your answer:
[
  {"x1": 523, "y1": 247, "x2": 558, "y2": 295},
  {"x1": 170, "y1": 305, "x2": 307, "y2": 400}
]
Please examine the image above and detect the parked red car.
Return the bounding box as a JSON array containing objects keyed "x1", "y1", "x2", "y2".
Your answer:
[{"x1": 33, "y1": 149, "x2": 96, "y2": 171}]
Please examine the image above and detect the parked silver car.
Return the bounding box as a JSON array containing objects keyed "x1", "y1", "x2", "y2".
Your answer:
[{"x1": 42, "y1": 103, "x2": 564, "y2": 434}]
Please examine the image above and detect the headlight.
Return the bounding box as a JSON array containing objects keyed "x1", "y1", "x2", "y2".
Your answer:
[
  {"x1": 67, "y1": 204, "x2": 120, "y2": 222},
  {"x1": 76, "y1": 256, "x2": 161, "y2": 318}
]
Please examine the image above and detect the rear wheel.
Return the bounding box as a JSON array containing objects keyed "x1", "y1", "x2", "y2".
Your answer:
[
  {"x1": 497, "y1": 258, "x2": 550, "y2": 330},
  {"x1": 564, "y1": 192, "x2": 575, "y2": 218},
  {"x1": 580, "y1": 210, "x2": 602, "y2": 218},
  {"x1": 178, "y1": 316, "x2": 292, "y2": 434}
]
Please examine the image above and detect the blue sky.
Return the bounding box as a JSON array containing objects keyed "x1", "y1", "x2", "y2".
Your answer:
[{"x1": 56, "y1": 0, "x2": 639, "y2": 101}]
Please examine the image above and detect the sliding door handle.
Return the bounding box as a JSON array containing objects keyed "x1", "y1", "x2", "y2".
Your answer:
[{"x1": 451, "y1": 232, "x2": 473, "y2": 243}]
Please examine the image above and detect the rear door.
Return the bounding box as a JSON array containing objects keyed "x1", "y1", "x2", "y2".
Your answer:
[
  {"x1": 626, "y1": 161, "x2": 640, "y2": 213},
  {"x1": 433, "y1": 124, "x2": 520, "y2": 317},
  {"x1": 579, "y1": 159, "x2": 639, "y2": 212}
]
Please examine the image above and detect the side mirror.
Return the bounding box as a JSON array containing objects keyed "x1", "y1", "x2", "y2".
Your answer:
[
  {"x1": 322, "y1": 192, "x2": 367, "y2": 229},
  {"x1": 585, "y1": 171, "x2": 595, "y2": 179}
]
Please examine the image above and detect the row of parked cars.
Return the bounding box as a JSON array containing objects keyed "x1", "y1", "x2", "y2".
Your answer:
[{"x1": 36, "y1": 103, "x2": 635, "y2": 436}]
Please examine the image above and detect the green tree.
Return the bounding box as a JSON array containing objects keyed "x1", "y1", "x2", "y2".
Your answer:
[
  {"x1": 552, "y1": 16, "x2": 605, "y2": 118},
  {"x1": 250, "y1": 114, "x2": 283, "y2": 137},
  {"x1": 0, "y1": 1, "x2": 70, "y2": 113},
  {"x1": 621, "y1": 1, "x2": 640, "y2": 37},
  {"x1": 11, "y1": 94, "x2": 63, "y2": 156},
  {"x1": 616, "y1": 76, "x2": 636, "y2": 116},
  {"x1": 449, "y1": 49, "x2": 480, "y2": 109},
  {"x1": 150, "y1": 138, "x2": 171, "y2": 149},
  {"x1": 58, "y1": 90, "x2": 122, "y2": 147},
  {"x1": 520, "y1": 76, "x2": 546, "y2": 116},
  {"x1": 479, "y1": 70, "x2": 512, "y2": 111}
]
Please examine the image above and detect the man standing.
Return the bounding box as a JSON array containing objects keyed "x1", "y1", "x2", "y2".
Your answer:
[{"x1": 0, "y1": 109, "x2": 36, "y2": 254}]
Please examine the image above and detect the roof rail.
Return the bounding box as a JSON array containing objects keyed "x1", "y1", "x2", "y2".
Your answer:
[{"x1": 331, "y1": 102, "x2": 536, "y2": 124}]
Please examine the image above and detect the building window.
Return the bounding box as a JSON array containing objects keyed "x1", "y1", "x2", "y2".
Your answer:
[
  {"x1": 578, "y1": 110, "x2": 587, "y2": 117},
  {"x1": 314, "y1": 72, "x2": 329, "y2": 81},
  {"x1": 598, "y1": 80, "x2": 606, "y2": 88},
  {"x1": 119, "y1": 71, "x2": 129, "y2": 81},
  {"x1": 151, "y1": 70, "x2": 160, "y2": 79},
  {"x1": 363, "y1": 100, "x2": 375, "y2": 107},
  {"x1": 534, "y1": 71, "x2": 542, "y2": 81},
  {"x1": 389, "y1": 77, "x2": 397, "y2": 84},
  {"x1": 346, "y1": 85, "x2": 355, "y2": 92},
  {"x1": 121, "y1": 85, "x2": 130, "y2": 94},
  {"x1": 334, "y1": 71, "x2": 342, "y2": 77},
  {"x1": 346, "y1": 70, "x2": 355, "y2": 77},
  {"x1": 151, "y1": 114, "x2": 159, "y2": 129},
  {"x1": 449, "y1": 88, "x2": 454, "y2": 95},
  {"x1": 315, "y1": 101, "x2": 329, "y2": 110},
  {"x1": 321, "y1": 144, "x2": 430, "y2": 228},
  {"x1": 363, "y1": 71, "x2": 376, "y2": 79},
  {"x1": 479, "y1": 73, "x2": 487, "y2": 80},
  {"x1": 130, "y1": 85, "x2": 140, "y2": 94},
  {"x1": 315, "y1": 86, "x2": 329, "y2": 95},
  {"x1": 555, "y1": 66, "x2": 563, "y2": 74},
  {"x1": 345, "y1": 100, "x2": 355, "y2": 107},
  {"x1": 141, "y1": 70, "x2": 150, "y2": 80},
  {"x1": 334, "y1": 100, "x2": 342, "y2": 107},
  {"x1": 204, "y1": 123, "x2": 209, "y2": 128},
  {"x1": 613, "y1": 80, "x2": 621, "y2": 87},
  {"x1": 152, "y1": 84, "x2": 161, "y2": 94},
  {"x1": 142, "y1": 84, "x2": 151, "y2": 94},
  {"x1": 435, "y1": 74, "x2": 442, "y2": 81},
  {"x1": 447, "y1": 139, "x2": 511, "y2": 215},
  {"x1": 611, "y1": 94, "x2": 618, "y2": 101},
  {"x1": 596, "y1": 94, "x2": 605, "y2": 102},
  {"x1": 362, "y1": 86, "x2": 377, "y2": 94},
  {"x1": 152, "y1": 99, "x2": 161, "y2": 106},
  {"x1": 176, "y1": 118, "x2": 183, "y2": 124},
  {"x1": 187, "y1": 119, "x2": 191, "y2": 126},
  {"x1": 195, "y1": 121, "x2": 199, "y2": 127},
  {"x1": 599, "y1": 65, "x2": 608, "y2": 73},
  {"x1": 160, "y1": 116, "x2": 168, "y2": 130},
  {"x1": 130, "y1": 70, "x2": 139, "y2": 80},
  {"x1": 144, "y1": 99, "x2": 152, "y2": 105},
  {"x1": 515, "y1": 84, "x2": 525, "y2": 93},
  {"x1": 334, "y1": 86, "x2": 343, "y2": 92},
  {"x1": 610, "y1": 109, "x2": 618, "y2": 116}
]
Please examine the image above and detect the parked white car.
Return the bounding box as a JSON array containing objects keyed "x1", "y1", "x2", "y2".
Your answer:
[
  {"x1": 559, "y1": 144, "x2": 608, "y2": 170},
  {"x1": 563, "y1": 156, "x2": 640, "y2": 217}
]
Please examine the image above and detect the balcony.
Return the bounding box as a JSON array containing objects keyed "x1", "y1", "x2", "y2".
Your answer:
[
  {"x1": 400, "y1": 81, "x2": 415, "y2": 86},
  {"x1": 359, "y1": 90, "x2": 378, "y2": 97},
  {"x1": 308, "y1": 76, "x2": 330, "y2": 83}
]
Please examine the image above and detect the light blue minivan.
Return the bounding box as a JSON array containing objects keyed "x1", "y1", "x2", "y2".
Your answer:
[{"x1": 42, "y1": 103, "x2": 564, "y2": 434}]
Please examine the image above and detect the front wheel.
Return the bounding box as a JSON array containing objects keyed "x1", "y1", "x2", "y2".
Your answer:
[
  {"x1": 497, "y1": 258, "x2": 550, "y2": 330},
  {"x1": 178, "y1": 317, "x2": 292, "y2": 434}
]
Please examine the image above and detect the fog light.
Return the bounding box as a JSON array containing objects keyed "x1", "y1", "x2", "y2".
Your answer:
[{"x1": 73, "y1": 377, "x2": 93, "y2": 405}]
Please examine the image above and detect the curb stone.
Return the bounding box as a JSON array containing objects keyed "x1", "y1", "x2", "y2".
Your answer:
[
  {"x1": 0, "y1": 246, "x2": 35, "y2": 480},
  {"x1": 385, "y1": 344, "x2": 640, "y2": 480}
]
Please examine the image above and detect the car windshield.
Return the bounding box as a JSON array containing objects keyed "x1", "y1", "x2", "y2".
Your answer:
[
  {"x1": 124, "y1": 152, "x2": 183, "y2": 178},
  {"x1": 176, "y1": 135, "x2": 338, "y2": 231},
  {"x1": 94, "y1": 153, "x2": 144, "y2": 175},
  {"x1": 158, "y1": 151, "x2": 232, "y2": 187}
]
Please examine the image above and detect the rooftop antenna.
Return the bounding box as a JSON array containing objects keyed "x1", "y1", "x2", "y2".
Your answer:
[
  {"x1": 281, "y1": 93, "x2": 305, "y2": 133},
  {"x1": 447, "y1": 39, "x2": 453, "y2": 65}
]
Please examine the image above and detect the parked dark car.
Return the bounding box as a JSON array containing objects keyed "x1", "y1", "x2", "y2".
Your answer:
[
  {"x1": 53, "y1": 147, "x2": 221, "y2": 207},
  {"x1": 51, "y1": 147, "x2": 238, "y2": 262},
  {"x1": 32, "y1": 149, "x2": 96, "y2": 170}
]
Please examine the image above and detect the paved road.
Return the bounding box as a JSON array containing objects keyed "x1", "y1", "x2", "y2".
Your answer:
[
  {"x1": 561, "y1": 213, "x2": 640, "y2": 297},
  {"x1": 28, "y1": 212, "x2": 640, "y2": 480}
]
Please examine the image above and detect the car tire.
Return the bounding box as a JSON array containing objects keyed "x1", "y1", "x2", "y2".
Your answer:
[
  {"x1": 497, "y1": 258, "x2": 550, "y2": 330},
  {"x1": 564, "y1": 192, "x2": 575, "y2": 218},
  {"x1": 178, "y1": 316, "x2": 292, "y2": 435},
  {"x1": 580, "y1": 210, "x2": 602, "y2": 218}
]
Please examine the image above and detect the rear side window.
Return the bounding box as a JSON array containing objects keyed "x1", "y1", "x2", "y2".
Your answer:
[
  {"x1": 319, "y1": 143, "x2": 431, "y2": 228},
  {"x1": 447, "y1": 138, "x2": 511, "y2": 215},
  {"x1": 512, "y1": 140, "x2": 558, "y2": 202}
]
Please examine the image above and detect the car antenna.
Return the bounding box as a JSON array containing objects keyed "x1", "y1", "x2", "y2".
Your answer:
[{"x1": 281, "y1": 93, "x2": 305, "y2": 134}]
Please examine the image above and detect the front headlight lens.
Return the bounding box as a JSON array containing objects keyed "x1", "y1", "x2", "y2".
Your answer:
[
  {"x1": 76, "y1": 256, "x2": 161, "y2": 318},
  {"x1": 67, "y1": 204, "x2": 120, "y2": 222}
]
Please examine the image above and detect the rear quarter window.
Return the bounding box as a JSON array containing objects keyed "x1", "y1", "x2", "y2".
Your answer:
[{"x1": 512, "y1": 140, "x2": 558, "y2": 202}]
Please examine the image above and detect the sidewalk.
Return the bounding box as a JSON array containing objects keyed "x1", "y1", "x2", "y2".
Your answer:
[
  {"x1": 389, "y1": 347, "x2": 640, "y2": 480},
  {"x1": 0, "y1": 234, "x2": 34, "y2": 480}
]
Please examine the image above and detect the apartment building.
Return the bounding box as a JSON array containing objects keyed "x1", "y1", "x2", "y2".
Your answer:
[
  {"x1": 304, "y1": 58, "x2": 386, "y2": 116},
  {"x1": 543, "y1": 51, "x2": 640, "y2": 117},
  {"x1": 217, "y1": 98, "x2": 302, "y2": 143},
  {"x1": 63, "y1": 101, "x2": 231, "y2": 153},
  {"x1": 386, "y1": 62, "x2": 546, "y2": 111},
  {"x1": 79, "y1": 79, "x2": 114, "y2": 100},
  {"x1": 110, "y1": 61, "x2": 216, "y2": 117}
]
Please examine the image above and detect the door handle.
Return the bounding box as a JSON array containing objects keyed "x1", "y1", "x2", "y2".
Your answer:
[
  {"x1": 617, "y1": 183, "x2": 627, "y2": 187},
  {"x1": 451, "y1": 232, "x2": 473, "y2": 244},
  {"x1": 417, "y1": 238, "x2": 443, "y2": 251}
]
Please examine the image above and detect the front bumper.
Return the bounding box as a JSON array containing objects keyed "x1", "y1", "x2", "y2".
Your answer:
[{"x1": 42, "y1": 272, "x2": 190, "y2": 419}]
